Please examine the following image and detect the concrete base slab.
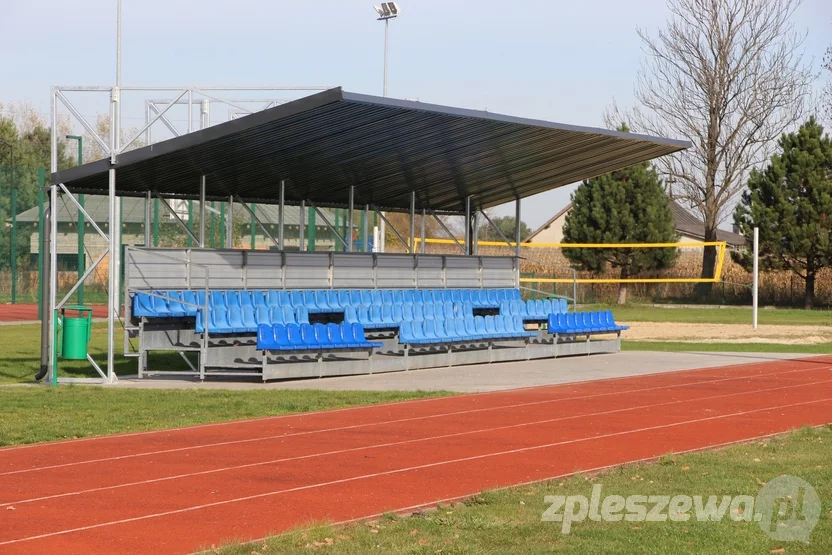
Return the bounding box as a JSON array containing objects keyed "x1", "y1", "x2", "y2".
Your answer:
[{"x1": 108, "y1": 351, "x2": 809, "y2": 392}]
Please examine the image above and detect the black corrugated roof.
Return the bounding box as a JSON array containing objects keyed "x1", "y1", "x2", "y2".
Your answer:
[{"x1": 52, "y1": 88, "x2": 690, "y2": 214}]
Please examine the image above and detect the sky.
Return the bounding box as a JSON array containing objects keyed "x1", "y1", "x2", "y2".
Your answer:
[{"x1": 1, "y1": 0, "x2": 830, "y2": 230}]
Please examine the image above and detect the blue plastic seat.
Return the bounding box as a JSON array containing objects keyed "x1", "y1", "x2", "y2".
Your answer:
[
  {"x1": 401, "y1": 303, "x2": 414, "y2": 322},
  {"x1": 484, "y1": 290, "x2": 497, "y2": 306},
  {"x1": 423, "y1": 303, "x2": 435, "y2": 320},
  {"x1": 296, "y1": 306, "x2": 310, "y2": 325},
  {"x1": 267, "y1": 290, "x2": 280, "y2": 307},
  {"x1": 339, "y1": 322, "x2": 359, "y2": 347},
  {"x1": 449, "y1": 289, "x2": 461, "y2": 303},
  {"x1": 392, "y1": 290, "x2": 403, "y2": 305},
  {"x1": 150, "y1": 292, "x2": 172, "y2": 316},
  {"x1": 338, "y1": 290, "x2": 351, "y2": 309},
  {"x1": 469, "y1": 315, "x2": 483, "y2": 337},
  {"x1": 360, "y1": 290, "x2": 373, "y2": 306},
  {"x1": 353, "y1": 323, "x2": 383, "y2": 348},
  {"x1": 224, "y1": 290, "x2": 241, "y2": 309},
  {"x1": 411, "y1": 319, "x2": 427, "y2": 343},
  {"x1": 211, "y1": 306, "x2": 231, "y2": 333},
  {"x1": 370, "y1": 304, "x2": 383, "y2": 326},
  {"x1": 433, "y1": 302, "x2": 445, "y2": 319},
  {"x1": 494, "y1": 315, "x2": 508, "y2": 337},
  {"x1": 283, "y1": 305, "x2": 296, "y2": 325},
  {"x1": 270, "y1": 306, "x2": 284, "y2": 326},
  {"x1": 443, "y1": 301, "x2": 455, "y2": 320},
  {"x1": 548, "y1": 313, "x2": 565, "y2": 333},
  {"x1": 253, "y1": 290, "x2": 268, "y2": 308},
  {"x1": 380, "y1": 303, "x2": 392, "y2": 325},
  {"x1": 392, "y1": 304, "x2": 403, "y2": 325},
  {"x1": 462, "y1": 300, "x2": 473, "y2": 317},
  {"x1": 327, "y1": 290, "x2": 341, "y2": 310},
  {"x1": 195, "y1": 290, "x2": 207, "y2": 309},
  {"x1": 314, "y1": 290, "x2": 330, "y2": 311},
  {"x1": 433, "y1": 318, "x2": 449, "y2": 342},
  {"x1": 273, "y1": 323, "x2": 290, "y2": 348},
  {"x1": 402, "y1": 290, "x2": 414, "y2": 304},
  {"x1": 399, "y1": 320, "x2": 413, "y2": 343},
  {"x1": 464, "y1": 316, "x2": 481, "y2": 340},
  {"x1": 350, "y1": 290, "x2": 362, "y2": 306},
  {"x1": 421, "y1": 290, "x2": 434, "y2": 304},
  {"x1": 371, "y1": 290, "x2": 383, "y2": 306},
  {"x1": 524, "y1": 299, "x2": 536, "y2": 318},
  {"x1": 302, "y1": 290, "x2": 317, "y2": 311},
  {"x1": 423, "y1": 319, "x2": 438, "y2": 341},
  {"x1": 181, "y1": 290, "x2": 199, "y2": 316},
  {"x1": 285, "y1": 323, "x2": 305, "y2": 349},
  {"x1": 327, "y1": 322, "x2": 345, "y2": 346},
  {"x1": 240, "y1": 290, "x2": 254, "y2": 309},
  {"x1": 168, "y1": 291, "x2": 191, "y2": 316},
  {"x1": 345, "y1": 305, "x2": 358, "y2": 324},
  {"x1": 381, "y1": 290, "x2": 393, "y2": 304},
  {"x1": 257, "y1": 324, "x2": 275, "y2": 349},
  {"x1": 291, "y1": 290, "x2": 304, "y2": 308},
  {"x1": 459, "y1": 289, "x2": 471, "y2": 303},
  {"x1": 299, "y1": 323, "x2": 318, "y2": 349},
  {"x1": 255, "y1": 306, "x2": 271, "y2": 326},
  {"x1": 500, "y1": 300, "x2": 512, "y2": 316},
  {"x1": 484, "y1": 316, "x2": 498, "y2": 338},
  {"x1": 209, "y1": 290, "x2": 226, "y2": 309},
  {"x1": 582, "y1": 312, "x2": 600, "y2": 332},
  {"x1": 313, "y1": 323, "x2": 330, "y2": 346},
  {"x1": 358, "y1": 305, "x2": 371, "y2": 325},
  {"x1": 541, "y1": 299, "x2": 553, "y2": 317},
  {"x1": 226, "y1": 306, "x2": 247, "y2": 333},
  {"x1": 511, "y1": 289, "x2": 522, "y2": 301},
  {"x1": 559, "y1": 299, "x2": 568, "y2": 313},
  {"x1": 241, "y1": 306, "x2": 257, "y2": 331},
  {"x1": 412, "y1": 290, "x2": 424, "y2": 304},
  {"x1": 495, "y1": 289, "x2": 507, "y2": 303}
]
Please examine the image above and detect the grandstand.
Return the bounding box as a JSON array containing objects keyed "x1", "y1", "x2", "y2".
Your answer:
[{"x1": 46, "y1": 87, "x2": 687, "y2": 381}]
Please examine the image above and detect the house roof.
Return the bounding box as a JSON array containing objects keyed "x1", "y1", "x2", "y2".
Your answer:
[
  {"x1": 11, "y1": 196, "x2": 342, "y2": 227},
  {"x1": 51, "y1": 88, "x2": 690, "y2": 214},
  {"x1": 523, "y1": 200, "x2": 747, "y2": 247}
]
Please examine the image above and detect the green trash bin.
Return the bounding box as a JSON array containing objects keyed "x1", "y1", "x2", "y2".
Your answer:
[{"x1": 60, "y1": 305, "x2": 93, "y2": 361}]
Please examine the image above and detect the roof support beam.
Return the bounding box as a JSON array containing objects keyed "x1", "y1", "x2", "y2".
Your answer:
[
  {"x1": 236, "y1": 195, "x2": 279, "y2": 249},
  {"x1": 308, "y1": 200, "x2": 348, "y2": 250},
  {"x1": 372, "y1": 205, "x2": 410, "y2": 253},
  {"x1": 57, "y1": 183, "x2": 109, "y2": 244},
  {"x1": 156, "y1": 193, "x2": 199, "y2": 245},
  {"x1": 430, "y1": 210, "x2": 465, "y2": 254}
]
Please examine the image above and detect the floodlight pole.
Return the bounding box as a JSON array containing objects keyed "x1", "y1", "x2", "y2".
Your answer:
[
  {"x1": 383, "y1": 19, "x2": 389, "y2": 97},
  {"x1": 752, "y1": 227, "x2": 759, "y2": 330}
]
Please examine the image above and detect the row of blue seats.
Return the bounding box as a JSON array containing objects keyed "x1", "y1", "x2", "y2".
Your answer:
[
  {"x1": 345, "y1": 301, "x2": 475, "y2": 329},
  {"x1": 257, "y1": 322, "x2": 381, "y2": 351},
  {"x1": 547, "y1": 311, "x2": 629, "y2": 335},
  {"x1": 501, "y1": 299, "x2": 569, "y2": 320},
  {"x1": 133, "y1": 288, "x2": 523, "y2": 318},
  {"x1": 400, "y1": 314, "x2": 535, "y2": 344},
  {"x1": 195, "y1": 305, "x2": 310, "y2": 334}
]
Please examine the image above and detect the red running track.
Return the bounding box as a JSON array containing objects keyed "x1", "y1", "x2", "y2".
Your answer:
[
  {"x1": 2, "y1": 356, "x2": 832, "y2": 554},
  {"x1": 0, "y1": 304, "x2": 107, "y2": 323}
]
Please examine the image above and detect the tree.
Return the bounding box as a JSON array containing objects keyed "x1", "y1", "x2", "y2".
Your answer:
[
  {"x1": 733, "y1": 117, "x2": 832, "y2": 309},
  {"x1": 478, "y1": 216, "x2": 531, "y2": 243},
  {"x1": 607, "y1": 0, "x2": 812, "y2": 296},
  {"x1": 562, "y1": 154, "x2": 678, "y2": 305}
]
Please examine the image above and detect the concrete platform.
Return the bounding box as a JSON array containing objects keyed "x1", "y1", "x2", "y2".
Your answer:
[{"x1": 109, "y1": 351, "x2": 808, "y2": 392}]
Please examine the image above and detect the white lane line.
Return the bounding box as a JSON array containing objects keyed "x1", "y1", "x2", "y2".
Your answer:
[
  {"x1": 3, "y1": 395, "x2": 830, "y2": 548},
  {"x1": 3, "y1": 377, "x2": 831, "y2": 509},
  {"x1": 0, "y1": 355, "x2": 818, "y2": 454},
  {"x1": 1, "y1": 365, "x2": 826, "y2": 476}
]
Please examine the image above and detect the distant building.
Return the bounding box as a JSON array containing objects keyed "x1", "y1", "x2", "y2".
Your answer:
[
  {"x1": 13, "y1": 197, "x2": 357, "y2": 270},
  {"x1": 524, "y1": 200, "x2": 746, "y2": 247}
]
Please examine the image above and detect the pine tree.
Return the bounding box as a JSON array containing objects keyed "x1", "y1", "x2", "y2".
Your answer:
[
  {"x1": 562, "y1": 142, "x2": 678, "y2": 304},
  {"x1": 733, "y1": 117, "x2": 832, "y2": 309}
]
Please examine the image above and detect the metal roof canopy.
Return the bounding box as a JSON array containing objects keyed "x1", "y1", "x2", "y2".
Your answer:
[{"x1": 52, "y1": 87, "x2": 690, "y2": 214}]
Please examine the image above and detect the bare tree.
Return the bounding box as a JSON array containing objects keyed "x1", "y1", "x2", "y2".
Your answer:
[
  {"x1": 823, "y1": 41, "x2": 832, "y2": 125},
  {"x1": 607, "y1": 0, "x2": 812, "y2": 294}
]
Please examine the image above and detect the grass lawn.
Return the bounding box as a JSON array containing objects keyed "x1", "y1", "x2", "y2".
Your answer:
[
  {"x1": 623, "y1": 341, "x2": 832, "y2": 354},
  {"x1": 216, "y1": 426, "x2": 832, "y2": 555},
  {"x1": 0, "y1": 387, "x2": 450, "y2": 446},
  {"x1": 597, "y1": 305, "x2": 832, "y2": 326}
]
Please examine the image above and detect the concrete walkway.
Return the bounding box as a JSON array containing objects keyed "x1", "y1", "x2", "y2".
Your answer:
[{"x1": 109, "y1": 351, "x2": 807, "y2": 392}]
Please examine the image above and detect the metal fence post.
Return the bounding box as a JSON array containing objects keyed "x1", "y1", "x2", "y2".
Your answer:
[
  {"x1": 37, "y1": 169, "x2": 45, "y2": 319},
  {"x1": 10, "y1": 186, "x2": 17, "y2": 304}
]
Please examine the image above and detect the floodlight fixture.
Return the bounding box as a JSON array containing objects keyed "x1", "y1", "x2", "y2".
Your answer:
[{"x1": 373, "y1": 2, "x2": 400, "y2": 20}]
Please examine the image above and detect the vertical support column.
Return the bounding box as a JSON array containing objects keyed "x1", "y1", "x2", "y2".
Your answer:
[
  {"x1": 464, "y1": 196, "x2": 472, "y2": 256},
  {"x1": 307, "y1": 206, "x2": 316, "y2": 251},
  {"x1": 514, "y1": 198, "x2": 522, "y2": 288},
  {"x1": 50, "y1": 181, "x2": 58, "y2": 386},
  {"x1": 37, "y1": 169, "x2": 45, "y2": 320},
  {"x1": 200, "y1": 99, "x2": 210, "y2": 129},
  {"x1": 249, "y1": 203, "x2": 256, "y2": 249},
  {"x1": 42, "y1": 90, "x2": 57, "y2": 382},
  {"x1": 409, "y1": 191, "x2": 416, "y2": 253},
  {"x1": 199, "y1": 176, "x2": 206, "y2": 248},
  {"x1": 144, "y1": 191, "x2": 152, "y2": 247},
  {"x1": 209, "y1": 202, "x2": 216, "y2": 248},
  {"x1": 77, "y1": 192, "x2": 85, "y2": 305},
  {"x1": 153, "y1": 197, "x2": 159, "y2": 247},
  {"x1": 472, "y1": 211, "x2": 479, "y2": 256},
  {"x1": 420, "y1": 209, "x2": 426, "y2": 254},
  {"x1": 106, "y1": 169, "x2": 116, "y2": 383},
  {"x1": 362, "y1": 205, "x2": 369, "y2": 253},
  {"x1": 278, "y1": 180, "x2": 285, "y2": 250},
  {"x1": 347, "y1": 186, "x2": 355, "y2": 252},
  {"x1": 187, "y1": 200, "x2": 194, "y2": 247},
  {"x1": 226, "y1": 195, "x2": 235, "y2": 248},
  {"x1": 10, "y1": 187, "x2": 17, "y2": 304},
  {"x1": 299, "y1": 200, "x2": 306, "y2": 251}
]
